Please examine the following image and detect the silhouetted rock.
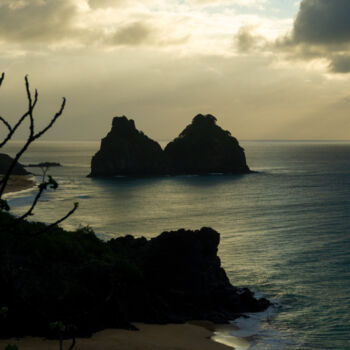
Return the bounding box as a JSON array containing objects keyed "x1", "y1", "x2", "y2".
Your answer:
[
  {"x1": 89, "y1": 114, "x2": 250, "y2": 177},
  {"x1": 165, "y1": 114, "x2": 250, "y2": 174},
  {"x1": 108, "y1": 227, "x2": 270, "y2": 324},
  {"x1": 89, "y1": 116, "x2": 165, "y2": 177},
  {"x1": 0, "y1": 153, "x2": 29, "y2": 175},
  {"x1": 0, "y1": 216, "x2": 270, "y2": 337}
]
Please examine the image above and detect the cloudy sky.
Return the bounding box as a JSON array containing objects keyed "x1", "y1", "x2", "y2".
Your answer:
[{"x1": 0, "y1": 0, "x2": 350, "y2": 141}]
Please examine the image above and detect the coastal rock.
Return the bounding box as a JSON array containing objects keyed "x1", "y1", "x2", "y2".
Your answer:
[
  {"x1": 0, "y1": 153, "x2": 29, "y2": 175},
  {"x1": 89, "y1": 114, "x2": 250, "y2": 177},
  {"x1": 89, "y1": 116, "x2": 165, "y2": 177},
  {"x1": 0, "y1": 218, "x2": 270, "y2": 337},
  {"x1": 165, "y1": 114, "x2": 250, "y2": 174},
  {"x1": 108, "y1": 227, "x2": 270, "y2": 324}
]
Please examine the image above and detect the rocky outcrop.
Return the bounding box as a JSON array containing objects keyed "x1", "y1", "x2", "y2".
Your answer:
[
  {"x1": 0, "y1": 153, "x2": 29, "y2": 175},
  {"x1": 164, "y1": 114, "x2": 249, "y2": 174},
  {"x1": 0, "y1": 217, "x2": 270, "y2": 337},
  {"x1": 90, "y1": 114, "x2": 250, "y2": 177},
  {"x1": 108, "y1": 227, "x2": 270, "y2": 324},
  {"x1": 89, "y1": 116, "x2": 165, "y2": 177}
]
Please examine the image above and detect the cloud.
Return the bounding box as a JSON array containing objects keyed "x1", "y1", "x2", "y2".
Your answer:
[
  {"x1": 277, "y1": 0, "x2": 350, "y2": 73},
  {"x1": 110, "y1": 22, "x2": 154, "y2": 46},
  {"x1": 0, "y1": 0, "x2": 79, "y2": 43},
  {"x1": 191, "y1": 0, "x2": 268, "y2": 8},
  {"x1": 88, "y1": 0, "x2": 124, "y2": 9},
  {"x1": 0, "y1": 0, "x2": 191, "y2": 50},
  {"x1": 234, "y1": 26, "x2": 266, "y2": 52},
  {"x1": 292, "y1": 0, "x2": 350, "y2": 46}
]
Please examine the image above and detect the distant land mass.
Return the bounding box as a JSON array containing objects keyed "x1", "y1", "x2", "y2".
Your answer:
[
  {"x1": 0, "y1": 153, "x2": 29, "y2": 175},
  {"x1": 89, "y1": 114, "x2": 250, "y2": 177},
  {"x1": 25, "y1": 162, "x2": 62, "y2": 168}
]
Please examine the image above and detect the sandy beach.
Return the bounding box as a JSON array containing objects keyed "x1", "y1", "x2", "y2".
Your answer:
[
  {"x1": 2, "y1": 175, "x2": 36, "y2": 194},
  {"x1": 0, "y1": 323, "x2": 234, "y2": 350}
]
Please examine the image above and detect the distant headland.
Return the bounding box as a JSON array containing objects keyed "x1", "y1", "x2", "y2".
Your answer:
[{"x1": 89, "y1": 114, "x2": 250, "y2": 177}]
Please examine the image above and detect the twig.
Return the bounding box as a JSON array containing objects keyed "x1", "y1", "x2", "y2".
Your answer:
[
  {"x1": 0, "y1": 76, "x2": 66, "y2": 199},
  {"x1": 15, "y1": 185, "x2": 45, "y2": 221},
  {"x1": 0, "y1": 116, "x2": 12, "y2": 133},
  {"x1": 34, "y1": 203, "x2": 79, "y2": 235},
  {"x1": 0, "y1": 111, "x2": 30, "y2": 148},
  {"x1": 68, "y1": 336, "x2": 76, "y2": 350}
]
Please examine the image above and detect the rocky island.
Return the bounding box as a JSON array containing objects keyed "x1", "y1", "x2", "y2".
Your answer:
[
  {"x1": 90, "y1": 116, "x2": 165, "y2": 177},
  {"x1": 89, "y1": 114, "x2": 250, "y2": 177},
  {"x1": 26, "y1": 162, "x2": 62, "y2": 168},
  {"x1": 164, "y1": 114, "x2": 249, "y2": 175}
]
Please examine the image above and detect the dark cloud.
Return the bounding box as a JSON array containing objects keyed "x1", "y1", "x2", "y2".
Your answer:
[
  {"x1": 234, "y1": 26, "x2": 265, "y2": 52},
  {"x1": 108, "y1": 22, "x2": 190, "y2": 47},
  {"x1": 277, "y1": 0, "x2": 350, "y2": 73},
  {"x1": 0, "y1": 0, "x2": 78, "y2": 43},
  {"x1": 329, "y1": 55, "x2": 350, "y2": 74},
  {"x1": 292, "y1": 0, "x2": 350, "y2": 46},
  {"x1": 110, "y1": 22, "x2": 154, "y2": 46},
  {"x1": 0, "y1": 0, "x2": 188, "y2": 49}
]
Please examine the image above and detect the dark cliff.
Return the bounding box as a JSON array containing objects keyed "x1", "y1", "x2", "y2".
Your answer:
[
  {"x1": 164, "y1": 114, "x2": 249, "y2": 174},
  {"x1": 89, "y1": 114, "x2": 250, "y2": 177},
  {"x1": 108, "y1": 227, "x2": 269, "y2": 324},
  {"x1": 0, "y1": 153, "x2": 29, "y2": 175},
  {"x1": 0, "y1": 215, "x2": 270, "y2": 337},
  {"x1": 89, "y1": 116, "x2": 165, "y2": 177}
]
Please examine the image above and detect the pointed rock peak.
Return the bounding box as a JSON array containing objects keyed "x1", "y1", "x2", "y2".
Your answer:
[
  {"x1": 112, "y1": 116, "x2": 137, "y2": 136},
  {"x1": 179, "y1": 113, "x2": 224, "y2": 138},
  {"x1": 192, "y1": 114, "x2": 217, "y2": 125}
]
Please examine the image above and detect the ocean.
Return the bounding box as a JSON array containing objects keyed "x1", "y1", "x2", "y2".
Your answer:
[{"x1": 3, "y1": 140, "x2": 350, "y2": 350}]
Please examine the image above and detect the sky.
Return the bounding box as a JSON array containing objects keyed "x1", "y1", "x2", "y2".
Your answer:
[{"x1": 0, "y1": 0, "x2": 350, "y2": 141}]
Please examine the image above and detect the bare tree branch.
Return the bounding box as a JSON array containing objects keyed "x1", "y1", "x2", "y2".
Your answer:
[
  {"x1": 0, "y1": 76, "x2": 66, "y2": 199},
  {"x1": 34, "y1": 98, "x2": 66, "y2": 140},
  {"x1": 35, "y1": 203, "x2": 79, "y2": 235},
  {"x1": 68, "y1": 336, "x2": 76, "y2": 350},
  {"x1": 0, "y1": 116, "x2": 12, "y2": 133},
  {"x1": 25, "y1": 75, "x2": 35, "y2": 138},
  {"x1": 0, "y1": 72, "x2": 4, "y2": 87},
  {"x1": 15, "y1": 185, "x2": 45, "y2": 222},
  {"x1": 0, "y1": 111, "x2": 30, "y2": 148}
]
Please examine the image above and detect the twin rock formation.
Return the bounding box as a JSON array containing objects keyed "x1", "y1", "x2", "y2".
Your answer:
[{"x1": 90, "y1": 114, "x2": 249, "y2": 177}]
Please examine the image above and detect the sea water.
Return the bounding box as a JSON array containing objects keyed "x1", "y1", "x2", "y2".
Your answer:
[{"x1": 3, "y1": 140, "x2": 350, "y2": 350}]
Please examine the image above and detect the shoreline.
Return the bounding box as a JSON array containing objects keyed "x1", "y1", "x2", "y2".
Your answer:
[
  {"x1": 2, "y1": 175, "x2": 36, "y2": 195},
  {"x1": 0, "y1": 322, "x2": 235, "y2": 350}
]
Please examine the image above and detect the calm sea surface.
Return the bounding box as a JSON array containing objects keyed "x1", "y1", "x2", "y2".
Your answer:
[{"x1": 3, "y1": 140, "x2": 350, "y2": 350}]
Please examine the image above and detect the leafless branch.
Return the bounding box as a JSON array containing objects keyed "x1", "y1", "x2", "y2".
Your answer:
[
  {"x1": 35, "y1": 203, "x2": 79, "y2": 235},
  {"x1": 0, "y1": 116, "x2": 12, "y2": 133},
  {"x1": 0, "y1": 76, "x2": 66, "y2": 199},
  {"x1": 34, "y1": 97, "x2": 66, "y2": 140},
  {"x1": 0, "y1": 72, "x2": 4, "y2": 87},
  {"x1": 15, "y1": 185, "x2": 45, "y2": 222},
  {"x1": 68, "y1": 336, "x2": 76, "y2": 350},
  {"x1": 0, "y1": 111, "x2": 30, "y2": 148}
]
